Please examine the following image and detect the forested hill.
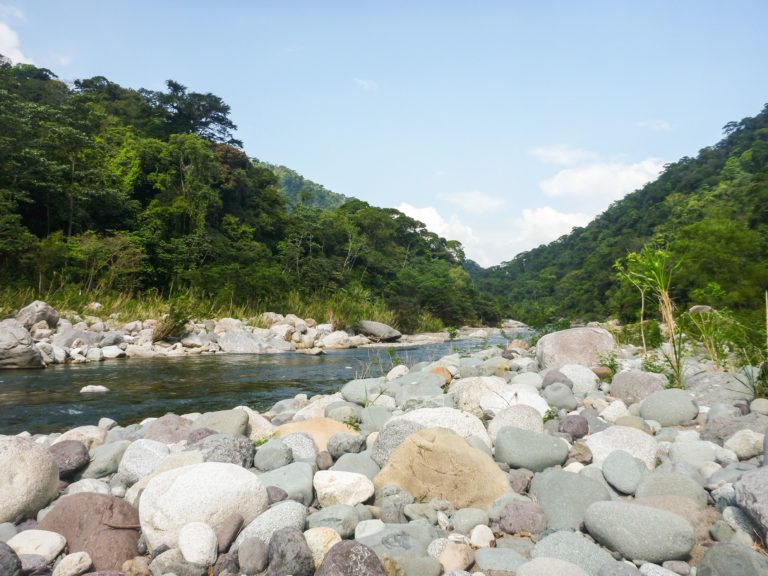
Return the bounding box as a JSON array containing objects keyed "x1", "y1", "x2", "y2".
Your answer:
[
  {"x1": 0, "y1": 56, "x2": 497, "y2": 331},
  {"x1": 475, "y1": 103, "x2": 768, "y2": 327}
]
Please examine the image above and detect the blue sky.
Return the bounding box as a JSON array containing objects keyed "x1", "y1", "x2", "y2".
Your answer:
[{"x1": 2, "y1": 1, "x2": 767, "y2": 266}]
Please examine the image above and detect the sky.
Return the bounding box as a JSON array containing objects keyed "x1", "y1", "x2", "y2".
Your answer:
[{"x1": 2, "y1": 1, "x2": 768, "y2": 267}]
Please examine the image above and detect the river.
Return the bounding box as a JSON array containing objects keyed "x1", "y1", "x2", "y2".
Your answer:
[{"x1": 0, "y1": 336, "x2": 512, "y2": 435}]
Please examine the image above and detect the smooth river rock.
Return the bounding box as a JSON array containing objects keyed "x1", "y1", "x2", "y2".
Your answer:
[{"x1": 0, "y1": 436, "x2": 59, "y2": 523}]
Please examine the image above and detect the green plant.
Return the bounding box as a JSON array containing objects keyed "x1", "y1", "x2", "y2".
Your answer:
[
  {"x1": 446, "y1": 326, "x2": 459, "y2": 341},
  {"x1": 681, "y1": 309, "x2": 736, "y2": 370},
  {"x1": 152, "y1": 299, "x2": 192, "y2": 343},
  {"x1": 386, "y1": 347, "x2": 402, "y2": 368},
  {"x1": 598, "y1": 350, "x2": 620, "y2": 381},
  {"x1": 253, "y1": 435, "x2": 272, "y2": 447},
  {"x1": 342, "y1": 415, "x2": 361, "y2": 432},
  {"x1": 543, "y1": 407, "x2": 557, "y2": 422},
  {"x1": 641, "y1": 355, "x2": 666, "y2": 374}
]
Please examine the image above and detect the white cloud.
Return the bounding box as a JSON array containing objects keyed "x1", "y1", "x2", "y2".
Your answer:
[
  {"x1": 353, "y1": 77, "x2": 378, "y2": 91},
  {"x1": 530, "y1": 144, "x2": 598, "y2": 165},
  {"x1": 0, "y1": 19, "x2": 31, "y2": 63},
  {"x1": 0, "y1": 4, "x2": 24, "y2": 20},
  {"x1": 539, "y1": 158, "x2": 664, "y2": 207},
  {"x1": 635, "y1": 119, "x2": 672, "y2": 131},
  {"x1": 440, "y1": 190, "x2": 505, "y2": 215},
  {"x1": 398, "y1": 203, "x2": 478, "y2": 243},
  {"x1": 509, "y1": 206, "x2": 591, "y2": 251}
]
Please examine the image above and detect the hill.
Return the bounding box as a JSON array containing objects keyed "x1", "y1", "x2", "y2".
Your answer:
[
  {"x1": 475, "y1": 104, "x2": 768, "y2": 327},
  {"x1": 253, "y1": 161, "x2": 349, "y2": 211}
]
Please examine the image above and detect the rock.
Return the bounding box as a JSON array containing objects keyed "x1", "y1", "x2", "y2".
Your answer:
[
  {"x1": 584, "y1": 425, "x2": 658, "y2": 469},
  {"x1": 144, "y1": 413, "x2": 192, "y2": 444},
  {"x1": 340, "y1": 377, "x2": 387, "y2": 405},
  {"x1": 494, "y1": 428, "x2": 569, "y2": 472},
  {"x1": 52, "y1": 551, "x2": 93, "y2": 576},
  {"x1": 437, "y1": 540, "x2": 474, "y2": 572},
  {"x1": 686, "y1": 371, "x2": 753, "y2": 406},
  {"x1": 542, "y1": 382, "x2": 579, "y2": 410},
  {"x1": 233, "y1": 500, "x2": 308, "y2": 548},
  {"x1": 388, "y1": 407, "x2": 491, "y2": 449},
  {"x1": 373, "y1": 428, "x2": 510, "y2": 509},
  {"x1": 448, "y1": 376, "x2": 508, "y2": 416},
  {"x1": 191, "y1": 433, "x2": 255, "y2": 468},
  {"x1": 0, "y1": 318, "x2": 45, "y2": 368},
  {"x1": 498, "y1": 500, "x2": 547, "y2": 535},
  {"x1": 518, "y1": 557, "x2": 589, "y2": 576},
  {"x1": 600, "y1": 400, "x2": 631, "y2": 423},
  {"x1": 356, "y1": 522, "x2": 440, "y2": 562},
  {"x1": 212, "y1": 513, "x2": 242, "y2": 553},
  {"x1": 189, "y1": 409, "x2": 248, "y2": 436},
  {"x1": 178, "y1": 522, "x2": 217, "y2": 566},
  {"x1": 370, "y1": 418, "x2": 425, "y2": 467},
  {"x1": 532, "y1": 530, "x2": 615, "y2": 576},
  {"x1": 64, "y1": 478, "x2": 110, "y2": 496},
  {"x1": 316, "y1": 540, "x2": 386, "y2": 576},
  {"x1": 100, "y1": 345, "x2": 125, "y2": 359},
  {"x1": 602, "y1": 450, "x2": 646, "y2": 494},
  {"x1": 53, "y1": 426, "x2": 107, "y2": 451},
  {"x1": 304, "y1": 527, "x2": 341, "y2": 570},
  {"x1": 610, "y1": 370, "x2": 667, "y2": 406},
  {"x1": 724, "y1": 429, "x2": 765, "y2": 460},
  {"x1": 218, "y1": 329, "x2": 292, "y2": 354},
  {"x1": 258, "y1": 461, "x2": 315, "y2": 505},
  {"x1": 253, "y1": 438, "x2": 293, "y2": 472},
  {"x1": 0, "y1": 436, "x2": 59, "y2": 523},
  {"x1": 307, "y1": 504, "x2": 359, "y2": 539},
  {"x1": 238, "y1": 537, "x2": 268, "y2": 575},
  {"x1": 233, "y1": 405, "x2": 276, "y2": 442},
  {"x1": 559, "y1": 363, "x2": 600, "y2": 394},
  {"x1": 274, "y1": 417, "x2": 356, "y2": 452},
  {"x1": 529, "y1": 468, "x2": 611, "y2": 531},
  {"x1": 49, "y1": 440, "x2": 90, "y2": 479},
  {"x1": 640, "y1": 390, "x2": 699, "y2": 427},
  {"x1": 37, "y1": 493, "x2": 139, "y2": 571},
  {"x1": 735, "y1": 466, "x2": 768, "y2": 542},
  {"x1": 138, "y1": 462, "x2": 268, "y2": 552},
  {"x1": 0, "y1": 541, "x2": 21, "y2": 576},
  {"x1": 702, "y1": 413, "x2": 768, "y2": 444},
  {"x1": 117, "y1": 439, "x2": 170, "y2": 485},
  {"x1": 488, "y1": 405, "x2": 544, "y2": 441},
  {"x1": 559, "y1": 414, "x2": 590, "y2": 439},
  {"x1": 357, "y1": 320, "x2": 401, "y2": 342},
  {"x1": 7, "y1": 529, "x2": 66, "y2": 563},
  {"x1": 635, "y1": 472, "x2": 708, "y2": 509},
  {"x1": 16, "y1": 301, "x2": 59, "y2": 329},
  {"x1": 327, "y1": 433, "x2": 367, "y2": 459},
  {"x1": 451, "y1": 508, "x2": 489, "y2": 535},
  {"x1": 696, "y1": 542, "x2": 768, "y2": 576},
  {"x1": 474, "y1": 547, "x2": 528, "y2": 574},
  {"x1": 148, "y1": 547, "x2": 207, "y2": 576},
  {"x1": 598, "y1": 561, "x2": 642, "y2": 575},
  {"x1": 266, "y1": 527, "x2": 313, "y2": 576},
  {"x1": 584, "y1": 501, "x2": 695, "y2": 564},
  {"x1": 314, "y1": 470, "x2": 374, "y2": 507},
  {"x1": 536, "y1": 327, "x2": 615, "y2": 369},
  {"x1": 79, "y1": 440, "x2": 130, "y2": 479}
]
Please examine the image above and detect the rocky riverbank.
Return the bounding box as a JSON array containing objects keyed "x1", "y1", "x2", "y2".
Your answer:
[
  {"x1": 2, "y1": 326, "x2": 768, "y2": 576},
  {"x1": 1, "y1": 300, "x2": 512, "y2": 370}
]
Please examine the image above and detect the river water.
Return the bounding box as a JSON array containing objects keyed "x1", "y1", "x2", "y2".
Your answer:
[{"x1": 0, "y1": 337, "x2": 511, "y2": 435}]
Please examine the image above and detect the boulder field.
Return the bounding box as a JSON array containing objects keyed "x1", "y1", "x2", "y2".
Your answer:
[{"x1": 1, "y1": 325, "x2": 767, "y2": 576}]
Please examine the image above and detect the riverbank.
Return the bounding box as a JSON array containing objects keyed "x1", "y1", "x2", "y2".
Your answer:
[{"x1": 1, "y1": 326, "x2": 767, "y2": 576}]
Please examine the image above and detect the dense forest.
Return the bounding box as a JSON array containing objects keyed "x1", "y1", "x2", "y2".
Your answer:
[
  {"x1": 474, "y1": 103, "x2": 768, "y2": 328},
  {"x1": 0, "y1": 56, "x2": 497, "y2": 331}
]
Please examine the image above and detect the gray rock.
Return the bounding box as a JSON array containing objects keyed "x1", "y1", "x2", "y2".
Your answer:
[
  {"x1": 696, "y1": 542, "x2": 768, "y2": 576},
  {"x1": 308, "y1": 504, "x2": 359, "y2": 539},
  {"x1": 218, "y1": 330, "x2": 292, "y2": 354},
  {"x1": 371, "y1": 419, "x2": 423, "y2": 467},
  {"x1": 584, "y1": 425, "x2": 658, "y2": 469},
  {"x1": 191, "y1": 433, "x2": 254, "y2": 468},
  {"x1": 375, "y1": 485, "x2": 414, "y2": 524},
  {"x1": 473, "y1": 547, "x2": 528, "y2": 574},
  {"x1": 233, "y1": 500, "x2": 308, "y2": 548},
  {"x1": 0, "y1": 541, "x2": 21, "y2": 576},
  {"x1": 325, "y1": 401, "x2": 363, "y2": 424},
  {"x1": 0, "y1": 319, "x2": 45, "y2": 368},
  {"x1": 144, "y1": 413, "x2": 192, "y2": 444},
  {"x1": 237, "y1": 537, "x2": 268, "y2": 574},
  {"x1": 640, "y1": 390, "x2": 699, "y2": 427},
  {"x1": 602, "y1": 450, "x2": 646, "y2": 494},
  {"x1": 357, "y1": 321, "x2": 401, "y2": 342},
  {"x1": 281, "y1": 432, "x2": 318, "y2": 463},
  {"x1": 686, "y1": 371, "x2": 753, "y2": 406},
  {"x1": 529, "y1": 468, "x2": 610, "y2": 530},
  {"x1": 542, "y1": 382, "x2": 579, "y2": 410},
  {"x1": 78, "y1": 440, "x2": 130, "y2": 479},
  {"x1": 258, "y1": 462, "x2": 314, "y2": 505},
  {"x1": 584, "y1": 501, "x2": 695, "y2": 564},
  {"x1": 356, "y1": 521, "x2": 440, "y2": 560},
  {"x1": 702, "y1": 413, "x2": 768, "y2": 444},
  {"x1": 117, "y1": 438, "x2": 170, "y2": 485},
  {"x1": 189, "y1": 409, "x2": 248, "y2": 436},
  {"x1": 327, "y1": 433, "x2": 366, "y2": 459},
  {"x1": 316, "y1": 540, "x2": 386, "y2": 576},
  {"x1": 0, "y1": 522, "x2": 16, "y2": 542},
  {"x1": 149, "y1": 548, "x2": 208, "y2": 576},
  {"x1": 598, "y1": 561, "x2": 641, "y2": 576},
  {"x1": 253, "y1": 438, "x2": 293, "y2": 472},
  {"x1": 498, "y1": 500, "x2": 547, "y2": 535},
  {"x1": 360, "y1": 406, "x2": 393, "y2": 433},
  {"x1": 635, "y1": 472, "x2": 708, "y2": 509},
  {"x1": 518, "y1": 557, "x2": 590, "y2": 576},
  {"x1": 610, "y1": 370, "x2": 666, "y2": 406},
  {"x1": 668, "y1": 440, "x2": 719, "y2": 468},
  {"x1": 494, "y1": 428, "x2": 569, "y2": 472},
  {"x1": 451, "y1": 508, "x2": 489, "y2": 535},
  {"x1": 52, "y1": 325, "x2": 100, "y2": 348},
  {"x1": 542, "y1": 369, "x2": 575, "y2": 389},
  {"x1": 266, "y1": 527, "x2": 313, "y2": 576},
  {"x1": 387, "y1": 556, "x2": 442, "y2": 576},
  {"x1": 532, "y1": 530, "x2": 615, "y2": 576},
  {"x1": 341, "y1": 378, "x2": 388, "y2": 406},
  {"x1": 48, "y1": 440, "x2": 90, "y2": 479},
  {"x1": 734, "y1": 466, "x2": 768, "y2": 542},
  {"x1": 559, "y1": 414, "x2": 589, "y2": 439},
  {"x1": 331, "y1": 452, "x2": 380, "y2": 480},
  {"x1": 16, "y1": 300, "x2": 59, "y2": 329}
]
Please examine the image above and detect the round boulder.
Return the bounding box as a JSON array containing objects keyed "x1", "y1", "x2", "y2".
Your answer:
[
  {"x1": 536, "y1": 327, "x2": 615, "y2": 369},
  {"x1": 0, "y1": 436, "x2": 59, "y2": 523},
  {"x1": 640, "y1": 389, "x2": 699, "y2": 427},
  {"x1": 316, "y1": 540, "x2": 386, "y2": 576}
]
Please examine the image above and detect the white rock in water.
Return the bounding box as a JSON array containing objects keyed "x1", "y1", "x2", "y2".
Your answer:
[{"x1": 80, "y1": 385, "x2": 110, "y2": 393}]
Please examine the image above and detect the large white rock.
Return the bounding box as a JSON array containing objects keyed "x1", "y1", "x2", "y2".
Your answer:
[
  {"x1": 558, "y1": 364, "x2": 600, "y2": 394},
  {"x1": 233, "y1": 500, "x2": 308, "y2": 548},
  {"x1": 117, "y1": 439, "x2": 170, "y2": 485},
  {"x1": 488, "y1": 405, "x2": 544, "y2": 441},
  {"x1": 7, "y1": 529, "x2": 66, "y2": 562},
  {"x1": 313, "y1": 470, "x2": 374, "y2": 507},
  {"x1": 536, "y1": 327, "x2": 615, "y2": 369},
  {"x1": 584, "y1": 426, "x2": 658, "y2": 469},
  {"x1": 724, "y1": 429, "x2": 765, "y2": 460},
  {"x1": 449, "y1": 376, "x2": 508, "y2": 416},
  {"x1": 138, "y1": 462, "x2": 268, "y2": 552},
  {"x1": 0, "y1": 436, "x2": 59, "y2": 523},
  {"x1": 318, "y1": 331, "x2": 352, "y2": 349},
  {"x1": 178, "y1": 522, "x2": 218, "y2": 566},
  {"x1": 479, "y1": 383, "x2": 550, "y2": 417},
  {"x1": 52, "y1": 425, "x2": 107, "y2": 450},
  {"x1": 389, "y1": 407, "x2": 492, "y2": 448},
  {"x1": 0, "y1": 318, "x2": 45, "y2": 368}
]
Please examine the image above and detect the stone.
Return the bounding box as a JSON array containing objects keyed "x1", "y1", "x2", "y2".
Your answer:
[
  {"x1": 191, "y1": 433, "x2": 255, "y2": 468},
  {"x1": 331, "y1": 452, "x2": 381, "y2": 480},
  {"x1": 724, "y1": 429, "x2": 765, "y2": 460},
  {"x1": 138, "y1": 462, "x2": 268, "y2": 552},
  {"x1": 143, "y1": 413, "x2": 192, "y2": 444},
  {"x1": 518, "y1": 557, "x2": 589, "y2": 576},
  {"x1": 559, "y1": 363, "x2": 600, "y2": 394},
  {"x1": 64, "y1": 478, "x2": 110, "y2": 496},
  {"x1": 536, "y1": 327, "x2": 615, "y2": 369},
  {"x1": 327, "y1": 433, "x2": 367, "y2": 459},
  {"x1": 696, "y1": 542, "x2": 768, "y2": 576},
  {"x1": 488, "y1": 405, "x2": 544, "y2": 441},
  {"x1": 315, "y1": 540, "x2": 386, "y2": 576},
  {"x1": 373, "y1": 428, "x2": 510, "y2": 509},
  {"x1": 370, "y1": 418, "x2": 428, "y2": 467},
  {"x1": 598, "y1": 561, "x2": 642, "y2": 576},
  {"x1": 49, "y1": 440, "x2": 90, "y2": 479},
  {"x1": 258, "y1": 461, "x2": 315, "y2": 505},
  {"x1": 53, "y1": 426, "x2": 107, "y2": 451},
  {"x1": 213, "y1": 513, "x2": 242, "y2": 553},
  {"x1": 448, "y1": 376, "x2": 509, "y2": 416},
  {"x1": 304, "y1": 527, "x2": 341, "y2": 570},
  {"x1": 559, "y1": 414, "x2": 590, "y2": 439},
  {"x1": 277, "y1": 432, "x2": 318, "y2": 463},
  {"x1": 584, "y1": 425, "x2": 658, "y2": 469},
  {"x1": 600, "y1": 400, "x2": 631, "y2": 423},
  {"x1": 266, "y1": 527, "x2": 313, "y2": 576},
  {"x1": 734, "y1": 466, "x2": 768, "y2": 542},
  {"x1": 635, "y1": 472, "x2": 708, "y2": 509},
  {"x1": 357, "y1": 320, "x2": 401, "y2": 342},
  {"x1": 314, "y1": 470, "x2": 375, "y2": 507},
  {"x1": 117, "y1": 439, "x2": 170, "y2": 485},
  {"x1": 640, "y1": 390, "x2": 699, "y2": 427},
  {"x1": 389, "y1": 407, "x2": 492, "y2": 448},
  {"x1": 355, "y1": 519, "x2": 385, "y2": 539},
  {"x1": 498, "y1": 500, "x2": 547, "y2": 535},
  {"x1": 79, "y1": 441, "x2": 130, "y2": 479},
  {"x1": 16, "y1": 300, "x2": 59, "y2": 329},
  {"x1": 308, "y1": 504, "x2": 359, "y2": 539},
  {"x1": 702, "y1": 413, "x2": 768, "y2": 444},
  {"x1": 233, "y1": 405, "x2": 276, "y2": 443},
  {"x1": 532, "y1": 530, "x2": 615, "y2": 576},
  {"x1": 494, "y1": 428, "x2": 569, "y2": 472},
  {"x1": 451, "y1": 508, "x2": 489, "y2": 535},
  {"x1": 0, "y1": 318, "x2": 45, "y2": 368},
  {"x1": 7, "y1": 529, "x2": 66, "y2": 563},
  {"x1": 529, "y1": 468, "x2": 610, "y2": 531},
  {"x1": 233, "y1": 500, "x2": 308, "y2": 548},
  {"x1": 610, "y1": 370, "x2": 667, "y2": 406},
  {"x1": 275, "y1": 417, "x2": 358, "y2": 452},
  {"x1": 52, "y1": 551, "x2": 93, "y2": 576},
  {"x1": 474, "y1": 547, "x2": 528, "y2": 574},
  {"x1": 238, "y1": 537, "x2": 268, "y2": 574},
  {"x1": 178, "y1": 522, "x2": 217, "y2": 566},
  {"x1": 356, "y1": 521, "x2": 441, "y2": 562},
  {"x1": 687, "y1": 371, "x2": 754, "y2": 406},
  {"x1": 189, "y1": 409, "x2": 248, "y2": 436},
  {"x1": 148, "y1": 547, "x2": 207, "y2": 576},
  {"x1": 253, "y1": 438, "x2": 293, "y2": 472},
  {"x1": 542, "y1": 382, "x2": 579, "y2": 410},
  {"x1": 750, "y1": 397, "x2": 768, "y2": 415},
  {"x1": 602, "y1": 450, "x2": 646, "y2": 494},
  {"x1": 584, "y1": 501, "x2": 695, "y2": 564},
  {"x1": 437, "y1": 540, "x2": 474, "y2": 572},
  {"x1": 340, "y1": 377, "x2": 388, "y2": 406},
  {"x1": 0, "y1": 436, "x2": 59, "y2": 523}
]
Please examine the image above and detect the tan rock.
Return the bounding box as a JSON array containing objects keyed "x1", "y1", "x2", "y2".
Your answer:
[
  {"x1": 438, "y1": 541, "x2": 474, "y2": 572},
  {"x1": 304, "y1": 527, "x2": 341, "y2": 569},
  {"x1": 53, "y1": 425, "x2": 107, "y2": 450},
  {"x1": 431, "y1": 367, "x2": 453, "y2": 385},
  {"x1": 373, "y1": 427, "x2": 510, "y2": 509},
  {"x1": 274, "y1": 417, "x2": 359, "y2": 451}
]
